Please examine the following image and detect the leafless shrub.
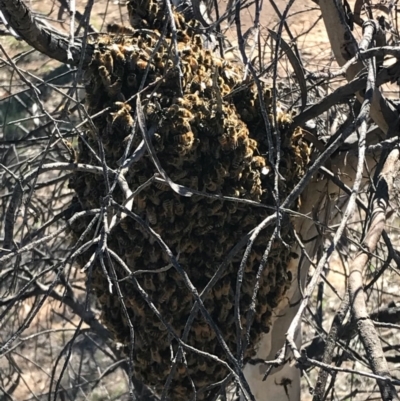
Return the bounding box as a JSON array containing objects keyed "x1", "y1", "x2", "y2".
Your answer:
[{"x1": 1, "y1": 1, "x2": 400, "y2": 401}]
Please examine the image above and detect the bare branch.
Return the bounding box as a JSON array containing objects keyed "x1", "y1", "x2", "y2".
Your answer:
[
  {"x1": 0, "y1": 0, "x2": 94, "y2": 66},
  {"x1": 348, "y1": 148, "x2": 400, "y2": 401},
  {"x1": 318, "y1": 0, "x2": 399, "y2": 135}
]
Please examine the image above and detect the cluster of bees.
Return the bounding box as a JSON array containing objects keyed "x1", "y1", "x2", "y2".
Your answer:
[{"x1": 69, "y1": 0, "x2": 312, "y2": 399}]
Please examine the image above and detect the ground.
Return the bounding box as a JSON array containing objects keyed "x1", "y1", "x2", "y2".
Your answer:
[{"x1": 1, "y1": 1, "x2": 400, "y2": 400}]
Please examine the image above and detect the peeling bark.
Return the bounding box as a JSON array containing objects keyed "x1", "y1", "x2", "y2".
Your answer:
[
  {"x1": 348, "y1": 149, "x2": 400, "y2": 401},
  {"x1": 0, "y1": 0, "x2": 94, "y2": 67},
  {"x1": 318, "y1": 0, "x2": 399, "y2": 135}
]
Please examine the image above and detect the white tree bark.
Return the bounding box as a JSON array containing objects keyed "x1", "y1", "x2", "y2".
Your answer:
[
  {"x1": 242, "y1": 150, "x2": 377, "y2": 401},
  {"x1": 241, "y1": 2, "x2": 400, "y2": 399},
  {"x1": 318, "y1": 0, "x2": 398, "y2": 134}
]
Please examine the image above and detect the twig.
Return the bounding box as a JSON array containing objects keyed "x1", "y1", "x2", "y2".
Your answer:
[
  {"x1": 348, "y1": 148, "x2": 400, "y2": 401},
  {"x1": 312, "y1": 291, "x2": 350, "y2": 401},
  {"x1": 257, "y1": 49, "x2": 377, "y2": 381},
  {"x1": 0, "y1": 0, "x2": 94, "y2": 66}
]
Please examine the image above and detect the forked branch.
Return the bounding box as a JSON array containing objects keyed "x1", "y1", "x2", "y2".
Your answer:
[
  {"x1": 349, "y1": 148, "x2": 400, "y2": 401},
  {"x1": 0, "y1": 0, "x2": 94, "y2": 67},
  {"x1": 318, "y1": 0, "x2": 399, "y2": 135}
]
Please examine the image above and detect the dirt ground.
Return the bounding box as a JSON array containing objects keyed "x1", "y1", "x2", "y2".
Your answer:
[{"x1": 1, "y1": 1, "x2": 400, "y2": 400}]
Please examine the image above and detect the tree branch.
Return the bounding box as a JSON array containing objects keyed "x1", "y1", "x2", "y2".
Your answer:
[
  {"x1": 0, "y1": 0, "x2": 94, "y2": 67},
  {"x1": 318, "y1": 0, "x2": 399, "y2": 136},
  {"x1": 348, "y1": 148, "x2": 400, "y2": 401}
]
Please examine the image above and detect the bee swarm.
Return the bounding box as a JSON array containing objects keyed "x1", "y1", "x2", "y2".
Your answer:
[{"x1": 69, "y1": 0, "x2": 311, "y2": 399}]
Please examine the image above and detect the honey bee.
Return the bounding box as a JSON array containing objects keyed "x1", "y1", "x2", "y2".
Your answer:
[
  {"x1": 221, "y1": 64, "x2": 240, "y2": 84},
  {"x1": 119, "y1": 215, "x2": 132, "y2": 232},
  {"x1": 174, "y1": 97, "x2": 192, "y2": 111},
  {"x1": 149, "y1": 1, "x2": 159, "y2": 16},
  {"x1": 181, "y1": 47, "x2": 193, "y2": 57},
  {"x1": 114, "y1": 63, "x2": 126, "y2": 80},
  {"x1": 142, "y1": 275, "x2": 156, "y2": 292},
  {"x1": 231, "y1": 150, "x2": 244, "y2": 171},
  {"x1": 177, "y1": 238, "x2": 192, "y2": 254},
  {"x1": 210, "y1": 143, "x2": 221, "y2": 159},
  {"x1": 152, "y1": 131, "x2": 162, "y2": 144},
  {"x1": 127, "y1": 245, "x2": 143, "y2": 261},
  {"x1": 217, "y1": 133, "x2": 229, "y2": 148},
  {"x1": 221, "y1": 277, "x2": 231, "y2": 296},
  {"x1": 186, "y1": 55, "x2": 199, "y2": 73},
  {"x1": 158, "y1": 282, "x2": 175, "y2": 304},
  {"x1": 167, "y1": 155, "x2": 183, "y2": 169},
  {"x1": 167, "y1": 104, "x2": 194, "y2": 120},
  {"x1": 250, "y1": 185, "x2": 263, "y2": 200},
  {"x1": 169, "y1": 295, "x2": 179, "y2": 312},
  {"x1": 240, "y1": 108, "x2": 254, "y2": 121},
  {"x1": 176, "y1": 28, "x2": 190, "y2": 44},
  {"x1": 110, "y1": 44, "x2": 126, "y2": 65},
  {"x1": 97, "y1": 35, "x2": 112, "y2": 49},
  {"x1": 126, "y1": 50, "x2": 139, "y2": 69},
  {"x1": 98, "y1": 65, "x2": 112, "y2": 88},
  {"x1": 237, "y1": 125, "x2": 248, "y2": 139},
  {"x1": 205, "y1": 181, "x2": 219, "y2": 192},
  {"x1": 107, "y1": 78, "x2": 123, "y2": 99},
  {"x1": 220, "y1": 83, "x2": 231, "y2": 96},
  {"x1": 199, "y1": 216, "x2": 212, "y2": 228},
  {"x1": 193, "y1": 34, "x2": 203, "y2": 47},
  {"x1": 182, "y1": 201, "x2": 198, "y2": 220},
  {"x1": 190, "y1": 43, "x2": 202, "y2": 56},
  {"x1": 212, "y1": 281, "x2": 224, "y2": 300},
  {"x1": 156, "y1": 43, "x2": 165, "y2": 54},
  {"x1": 162, "y1": 198, "x2": 174, "y2": 217},
  {"x1": 94, "y1": 49, "x2": 104, "y2": 65},
  {"x1": 255, "y1": 300, "x2": 269, "y2": 317},
  {"x1": 189, "y1": 94, "x2": 205, "y2": 109},
  {"x1": 107, "y1": 23, "x2": 136, "y2": 35},
  {"x1": 102, "y1": 52, "x2": 114, "y2": 74},
  {"x1": 155, "y1": 180, "x2": 168, "y2": 191},
  {"x1": 210, "y1": 201, "x2": 223, "y2": 215},
  {"x1": 135, "y1": 349, "x2": 151, "y2": 368},
  {"x1": 173, "y1": 131, "x2": 195, "y2": 149},
  {"x1": 195, "y1": 225, "x2": 213, "y2": 235},
  {"x1": 277, "y1": 110, "x2": 293, "y2": 127},
  {"x1": 152, "y1": 54, "x2": 164, "y2": 70},
  {"x1": 142, "y1": 183, "x2": 159, "y2": 203},
  {"x1": 137, "y1": 174, "x2": 149, "y2": 185},
  {"x1": 190, "y1": 74, "x2": 207, "y2": 93},
  {"x1": 242, "y1": 214, "x2": 257, "y2": 226},
  {"x1": 164, "y1": 59, "x2": 174, "y2": 71},
  {"x1": 174, "y1": 201, "x2": 184, "y2": 216},
  {"x1": 243, "y1": 146, "x2": 254, "y2": 163},
  {"x1": 169, "y1": 170, "x2": 187, "y2": 183},
  {"x1": 186, "y1": 175, "x2": 198, "y2": 190},
  {"x1": 192, "y1": 322, "x2": 214, "y2": 341},
  {"x1": 132, "y1": 297, "x2": 146, "y2": 318},
  {"x1": 149, "y1": 347, "x2": 162, "y2": 364},
  {"x1": 215, "y1": 214, "x2": 229, "y2": 228},
  {"x1": 146, "y1": 205, "x2": 157, "y2": 225},
  {"x1": 137, "y1": 37, "x2": 148, "y2": 50},
  {"x1": 252, "y1": 155, "x2": 267, "y2": 169},
  {"x1": 217, "y1": 305, "x2": 230, "y2": 322},
  {"x1": 110, "y1": 103, "x2": 133, "y2": 134},
  {"x1": 229, "y1": 132, "x2": 241, "y2": 150},
  {"x1": 246, "y1": 138, "x2": 258, "y2": 150},
  {"x1": 226, "y1": 187, "x2": 240, "y2": 198},
  {"x1": 149, "y1": 246, "x2": 161, "y2": 264},
  {"x1": 203, "y1": 52, "x2": 213, "y2": 69},
  {"x1": 135, "y1": 58, "x2": 148, "y2": 70}
]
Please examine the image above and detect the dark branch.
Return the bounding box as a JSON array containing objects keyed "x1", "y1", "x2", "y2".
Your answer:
[{"x1": 0, "y1": 0, "x2": 94, "y2": 67}]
